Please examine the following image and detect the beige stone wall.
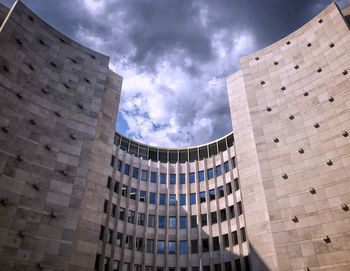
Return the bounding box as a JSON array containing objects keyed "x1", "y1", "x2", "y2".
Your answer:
[{"x1": 228, "y1": 2, "x2": 350, "y2": 271}]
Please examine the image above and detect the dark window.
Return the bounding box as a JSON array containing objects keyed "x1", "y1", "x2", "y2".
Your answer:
[
  {"x1": 216, "y1": 165, "x2": 222, "y2": 176},
  {"x1": 111, "y1": 155, "x2": 115, "y2": 167},
  {"x1": 180, "y1": 240, "x2": 187, "y2": 254},
  {"x1": 107, "y1": 176, "x2": 112, "y2": 189},
  {"x1": 170, "y1": 174, "x2": 176, "y2": 184},
  {"x1": 169, "y1": 216, "x2": 176, "y2": 228},
  {"x1": 190, "y1": 193, "x2": 196, "y2": 204},
  {"x1": 103, "y1": 199, "x2": 108, "y2": 213},
  {"x1": 191, "y1": 215, "x2": 197, "y2": 228},
  {"x1": 180, "y1": 194, "x2": 186, "y2": 206},
  {"x1": 128, "y1": 210, "x2": 135, "y2": 224},
  {"x1": 223, "y1": 234, "x2": 229, "y2": 248},
  {"x1": 135, "y1": 237, "x2": 143, "y2": 251},
  {"x1": 220, "y1": 209, "x2": 227, "y2": 221},
  {"x1": 111, "y1": 204, "x2": 116, "y2": 217},
  {"x1": 137, "y1": 213, "x2": 145, "y2": 226},
  {"x1": 211, "y1": 211, "x2": 217, "y2": 224},
  {"x1": 218, "y1": 186, "x2": 224, "y2": 198},
  {"x1": 189, "y1": 172, "x2": 195, "y2": 183},
  {"x1": 159, "y1": 216, "x2": 165, "y2": 228},
  {"x1": 213, "y1": 236, "x2": 220, "y2": 250},
  {"x1": 104, "y1": 257, "x2": 110, "y2": 271},
  {"x1": 99, "y1": 225, "x2": 105, "y2": 240},
  {"x1": 157, "y1": 240, "x2": 165, "y2": 254},
  {"x1": 159, "y1": 194, "x2": 166, "y2": 205},
  {"x1": 168, "y1": 240, "x2": 176, "y2": 254},
  {"x1": 139, "y1": 190, "x2": 146, "y2": 202},
  {"x1": 232, "y1": 230, "x2": 238, "y2": 245},
  {"x1": 121, "y1": 185, "x2": 128, "y2": 197},
  {"x1": 116, "y1": 232, "x2": 123, "y2": 247},
  {"x1": 232, "y1": 157, "x2": 237, "y2": 169},
  {"x1": 151, "y1": 172, "x2": 157, "y2": 183},
  {"x1": 148, "y1": 214, "x2": 155, "y2": 227},
  {"x1": 141, "y1": 170, "x2": 148, "y2": 181},
  {"x1": 199, "y1": 191, "x2": 206, "y2": 203},
  {"x1": 160, "y1": 173, "x2": 166, "y2": 184},
  {"x1": 209, "y1": 189, "x2": 216, "y2": 201},
  {"x1": 119, "y1": 208, "x2": 125, "y2": 221},
  {"x1": 235, "y1": 259, "x2": 241, "y2": 271},
  {"x1": 117, "y1": 160, "x2": 122, "y2": 171},
  {"x1": 224, "y1": 161, "x2": 229, "y2": 173},
  {"x1": 125, "y1": 235, "x2": 133, "y2": 249},
  {"x1": 191, "y1": 240, "x2": 198, "y2": 253},
  {"x1": 244, "y1": 256, "x2": 251, "y2": 271},
  {"x1": 241, "y1": 227, "x2": 246, "y2": 242},
  {"x1": 207, "y1": 168, "x2": 214, "y2": 179},
  {"x1": 198, "y1": 171, "x2": 205, "y2": 182},
  {"x1": 238, "y1": 201, "x2": 243, "y2": 215},
  {"x1": 149, "y1": 192, "x2": 156, "y2": 204},
  {"x1": 94, "y1": 253, "x2": 101, "y2": 270},
  {"x1": 214, "y1": 264, "x2": 221, "y2": 271},
  {"x1": 201, "y1": 214, "x2": 207, "y2": 226},
  {"x1": 180, "y1": 173, "x2": 185, "y2": 184},
  {"x1": 146, "y1": 239, "x2": 154, "y2": 253},
  {"x1": 132, "y1": 167, "x2": 139, "y2": 179},
  {"x1": 130, "y1": 187, "x2": 137, "y2": 200},
  {"x1": 114, "y1": 181, "x2": 119, "y2": 193},
  {"x1": 225, "y1": 262, "x2": 232, "y2": 271},
  {"x1": 234, "y1": 178, "x2": 240, "y2": 191},
  {"x1": 124, "y1": 164, "x2": 130, "y2": 176},
  {"x1": 180, "y1": 216, "x2": 187, "y2": 229},
  {"x1": 226, "y1": 182, "x2": 232, "y2": 195},
  {"x1": 229, "y1": 205, "x2": 235, "y2": 219},
  {"x1": 169, "y1": 194, "x2": 176, "y2": 205},
  {"x1": 202, "y1": 238, "x2": 209, "y2": 252}
]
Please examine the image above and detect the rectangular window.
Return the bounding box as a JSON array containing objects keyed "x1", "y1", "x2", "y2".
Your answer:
[
  {"x1": 169, "y1": 194, "x2": 176, "y2": 205},
  {"x1": 146, "y1": 239, "x2": 154, "y2": 253},
  {"x1": 159, "y1": 194, "x2": 166, "y2": 205},
  {"x1": 218, "y1": 186, "x2": 224, "y2": 198},
  {"x1": 180, "y1": 173, "x2": 185, "y2": 184},
  {"x1": 95, "y1": 253, "x2": 101, "y2": 270},
  {"x1": 211, "y1": 211, "x2": 217, "y2": 224},
  {"x1": 145, "y1": 267, "x2": 153, "y2": 271},
  {"x1": 213, "y1": 236, "x2": 220, "y2": 250},
  {"x1": 151, "y1": 172, "x2": 157, "y2": 183},
  {"x1": 141, "y1": 170, "x2": 148, "y2": 181},
  {"x1": 241, "y1": 227, "x2": 246, "y2": 242},
  {"x1": 203, "y1": 266, "x2": 210, "y2": 271},
  {"x1": 103, "y1": 199, "x2": 108, "y2": 214},
  {"x1": 114, "y1": 181, "x2": 119, "y2": 193},
  {"x1": 190, "y1": 215, "x2": 197, "y2": 228},
  {"x1": 202, "y1": 238, "x2": 209, "y2": 252},
  {"x1": 125, "y1": 235, "x2": 133, "y2": 249},
  {"x1": 130, "y1": 187, "x2": 137, "y2": 200},
  {"x1": 235, "y1": 259, "x2": 241, "y2": 271},
  {"x1": 225, "y1": 262, "x2": 232, "y2": 271},
  {"x1": 216, "y1": 165, "x2": 222, "y2": 177},
  {"x1": 149, "y1": 192, "x2": 156, "y2": 204},
  {"x1": 232, "y1": 230, "x2": 238, "y2": 245},
  {"x1": 169, "y1": 216, "x2": 176, "y2": 228},
  {"x1": 226, "y1": 182, "x2": 232, "y2": 195},
  {"x1": 180, "y1": 240, "x2": 187, "y2": 254},
  {"x1": 220, "y1": 209, "x2": 227, "y2": 221},
  {"x1": 116, "y1": 232, "x2": 123, "y2": 247},
  {"x1": 119, "y1": 208, "x2": 125, "y2": 221},
  {"x1": 132, "y1": 167, "x2": 139, "y2": 179},
  {"x1": 209, "y1": 189, "x2": 216, "y2": 201},
  {"x1": 189, "y1": 172, "x2": 195, "y2": 183},
  {"x1": 198, "y1": 170, "x2": 205, "y2": 182},
  {"x1": 229, "y1": 205, "x2": 235, "y2": 219},
  {"x1": 201, "y1": 214, "x2": 207, "y2": 226},
  {"x1": 160, "y1": 173, "x2": 166, "y2": 184},
  {"x1": 124, "y1": 164, "x2": 130, "y2": 176},
  {"x1": 157, "y1": 240, "x2": 165, "y2": 254},
  {"x1": 232, "y1": 157, "x2": 237, "y2": 169},
  {"x1": 190, "y1": 193, "x2": 196, "y2": 204},
  {"x1": 207, "y1": 168, "x2": 214, "y2": 179},
  {"x1": 111, "y1": 155, "x2": 115, "y2": 167},
  {"x1": 214, "y1": 264, "x2": 221, "y2": 271},
  {"x1": 234, "y1": 178, "x2": 240, "y2": 191},
  {"x1": 180, "y1": 216, "x2": 187, "y2": 229},
  {"x1": 168, "y1": 240, "x2": 176, "y2": 254},
  {"x1": 135, "y1": 237, "x2": 143, "y2": 251},
  {"x1": 179, "y1": 194, "x2": 186, "y2": 206},
  {"x1": 111, "y1": 203, "x2": 116, "y2": 217},
  {"x1": 107, "y1": 176, "x2": 112, "y2": 189},
  {"x1": 148, "y1": 214, "x2": 155, "y2": 227},
  {"x1": 191, "y1": 240, "x2": 198, "y2": 253},
  {"x1": 123, "y1": 263, "x2": 130, "y2": 271},
  {"x1": 159, "y1": 216, "x2": 165, "y2": 228},
  {"x1": 121, "y1": 185, "x2": 128, "y2": 197},
  {"x1": 137, "y1": 213, "x2": 145, "y2": 226},
  {"x1": 128, "y1": 210, "x2": 135, "y2": 224},
  {"x1": 134, "y1": 264, "x2": 141, "y2": 271},
  {"x1": 139, "y1": 190, "x2": 146, "y2": 202},
  {"x1": 99, "y1": 225, "x2": 105, "y2": 240},
  {"x1": 104, "y1": 257, "x2": 110, "y2": 271},
  {"x1": 238, "y1": 201, "x2": 243, "y2": 215},
  {"x1": 199, "y1": 191, "x2": 206, "y2": 203},
  {"x1": 223, "y1": 233, "x2": 229, "y2": 248},
  {"x1": 244, "y1": 256, "x2": 251, "y2": 271},
  {"x1": 170, "y1": 174, "x2": 176, "y2": 184},
  {"x1": 117, "y1": 160, "x2": 122, "y2": 171},
  {"x1": 224, "y1": 161, "x2": 229, "y2": 173}
]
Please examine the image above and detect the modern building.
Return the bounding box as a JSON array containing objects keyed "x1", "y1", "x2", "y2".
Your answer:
[{"x1": 0, "y1": 1, "x2": 349, "y2": 271}]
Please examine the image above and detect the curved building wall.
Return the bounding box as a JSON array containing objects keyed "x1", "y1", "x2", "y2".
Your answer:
[{"x1": 227, "y1": 2, "x2": 350, "y2": 271}]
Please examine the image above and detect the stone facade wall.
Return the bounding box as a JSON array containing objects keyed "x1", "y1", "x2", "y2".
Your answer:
[
  {"x1": 228, "y1": 3, "x2": 350, "y2": 271},
  {"x1": 0, "y1": 4, "x2": 8, "y2": 26}
]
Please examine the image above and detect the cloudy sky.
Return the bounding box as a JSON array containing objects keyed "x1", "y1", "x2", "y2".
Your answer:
[{"x1": 1, "y1": 0, "x2": 349, "y2": 147}]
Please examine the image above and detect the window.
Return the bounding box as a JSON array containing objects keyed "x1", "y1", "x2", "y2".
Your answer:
[
  {"x1": 132, "y1": 167, "x2": 139, "y2": 179},
  {"x1": 198, "y1": 170, "x2": 205, "y2": 182},
  {"x1": 202, "y1": 238, "x2": 209, "y2": 252},
  {"x1": 234, "y1": 178, "x2": 240, "y2": 191},
  {"x1": 103, "y1": 199, "x2": 108, "y2": 213},
  {"x1": 211, "y1": 211, "x2": 217, "y2": 224},
  {"x1": 139, "y1": 190, "x2": 146, "y2": 202},
  {"x1": 160, "y1": 173, "x2": 166, "y2": 184},
  {"x1": 159, "y1": 216, "x2": 165, "y2": 228},
  {"x1": 157, "y1": 240, "x2": 165, "y2": 254},
  {"x1": 209, "y1": 189, "x2": 216, "y2": 201},
  {"x1": 179, "y1": 194, "x2": 186, "y2": 206},
  {"x1": 107, "y1": 176, "x2": 112, "y2": 189},
  {"x1": 159, "y1": 194, "x2": 166, "y2": 205},
  {"x1": 104, "y1": 257, "x2": 110, "y2": 271},
  {"x1": 232, "y1": 230, "x2": 238, "y2": 245},
  {"x1": 130, "y1": 187, "x2": 137, "y2": 200},
  {"x1": 169, "y1": 216, "x2": 176, "y2": 228},
  {"x1": 135, "y1": 237, "x2": 143, "y2": 251},
  {"x1": 123, "y1": 263, "x2": 130, "y2": 271},
  {"x1": 226, "y1": 182, "x2": 232, "y2": 195},
  {"x1": 111, "y1": 204, "x2": 116, "y2": 217},
  {"x1": 148, "y1": 214, "x2": 155, "y2": 227},
  {"x1": 201, "y1": 214, "x2": 207, "y2": 226},
  {"x1": 238, "y1": 201, "x2": 243, "y2": 215},
  {"x1": 169, "y1": 194, "x2": 176, "y2": 205},
  {"x1": 121, "y1": 185, "x2": 128, "y2": 197},
  {"x1": 218, "y1": 186, "x2": 224, "y2": 198},
  {"x1": 216, "y1": 165, "x2": 222, "y2": 177},
  {"x1": 114, "y1": 181, "x2": 119, "y2": 193},
  {"x1": 99, "y1": 225, "x2": 105, "y2": 240},
  {"x1": 224, "y1": 161, "x2": 229, "y2": 173},
  {"x1": 191, "y1": 240, "x2": 198, "y2": 253},
  {"x1": 180, "y1": 216, "x2": 187, "y2": 229},
  {"x1": 125, "y1": 235, "x2": 133, "y2": 249},
  {"x1": 116, "y1": 232, "x2": 123, "y2": 247},
  {"x1": 113, "y1": 260, "x2": 119, "y2": 271},
  {"x1": 149, "y1": 192, "x2": 156, "y2": 204},
  {"x1": 134, "y1": 265, "x2": 141, "y2": 271},
  {"x1": 137, "y1": 213, "x2": 145, "y2": 226},
  {"x1": 220, "y1": 209, "x2": 227, "y2": 221},
  {"x1": 213, "y1": 236, "x2": 220, "y2": 250},
  {"x1": 207, "y1": 168, "x2": 214, "y2": 179},
  {"x1": 145, "y1": 267, "x2": 153, "y2": 271},
  {"x1": 151, "y1": 172, "x2": 157, "y2": 183},
  {"x1": 189, "y1": 172, "x2": 195, "y2": 183},
  {"x1": 241, "y1": 227, "x2": 246, "y2": 242},
  {"x1": 117, "y1": 160, "x2": 122, "y2": 171},
  {"x1": 214, "y1": 264, "x2": 221, "y2": 271},
  {"x1": 180, "y1": 240, "x2": 187, "y2": 254},
  {"x1": 232, "y1": 157, "x2": 237, "y2": 169},
  {"x1": 203, "y1": 266, "x2": 210, "y2": 271},
  {"x1": 146, "y1": 239, "x2": 154, "y2": 253},
  {"x1": 225, "y1": 262, "x2": 232, "y2": 271},
  {"x1": 180, "y1": 173, "x2": 185, "y2": 184},
  {"x1": 190, "y1": 193, "x2": 196, "y2": 204},
  {"x1": 119, "y1": 208, "x2": 125, "y2": 221},
  {"x1": 141, "y1": 170, "x2": 148, "y2": 181},
  {"x1": 168, "y1": 240, "x2": 176, "y2": 254},
  {"x1": 95, "y1": 253, "x2": 101, "y2": 270},
  {"x1": 111, "y1": 155, "x2": 115, "y2": 167},
  {"x1": 199, "y1": 191, "x2": 206, "y2": 203},
  {"x1": 223, "y1": 233, "x2": 229, "y2": 248},
  {"x1": 170, "y1": 174, "x2": 176, "y2": 184},
  {"x1": 244, "y1": 256, "x2": 251, "y2": 271},
  {"x1": 128, "y1": 210, "x2": 135, "y2": 224},
  {"x1": 190, "y1": 215, "x2": 197, "y2": 228},
  {"x1": 235, "y1": 259, "x2": 241, "y2": 271},
  {"x1": 124, "y1": 164, "x2": 130, "y2": 176}
]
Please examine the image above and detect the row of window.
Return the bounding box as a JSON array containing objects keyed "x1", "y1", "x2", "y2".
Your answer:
[
  {"x1": 103, "y1": 203, "x2": 242, "y2": 228},
  {"x1": 99, "y1": 226, "x2": 246, "y2": 253},
  {"x1": 110, "y1": 157, "x2": 236, "y2": 184},
  {"x1": 107, "y1": 177, "x2": 240, "y2": 205},
  {"x1": 96, "y1": 255, "x2": 250, "y2": 271}
]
